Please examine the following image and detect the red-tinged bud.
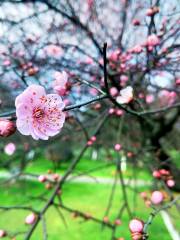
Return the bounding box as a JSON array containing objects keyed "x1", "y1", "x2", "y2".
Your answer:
[
  {"x1": 131, "y1": 232, "x2": 143, "y2": 240},
  {"x1": 0, "y1": 119, "x2": 16, "y2": 137},
  {"x1": 114, "y1": 219, "x2": 122, "y2": 225},
  {"x1": 103, "y1": 216, "x2": 109, "y2": 223},
  {"x1": 152, "y1": 170, "x2": 161, "y2": 179},
  {"x1": 38, "y1": 175, "x2": 47, "y2": 183}
]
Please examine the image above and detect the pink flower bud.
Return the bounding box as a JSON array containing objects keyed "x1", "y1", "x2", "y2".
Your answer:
[
  {"x1": 0, "y1": 119, "x2": 16, "y2": 137},
  {"x1": 151, "y1": 191, "x2": 164, "y2": 205},
  {"x1": 166, "y1": 179, "x2": 175, "y2": 187},
  {"x1": 52, "y1": 173, "x2": 60, "y2": 181},
  {"x1": 110, "y1": 87, "x2": 118, "y2": 97},
  {"x1": 175, "y1": 78, "x2": 180, "y2": 85},
  {"x1": 146, "y1": 8, "x2": 154, "y2": 16},
  {"x1": 132, "y1": 19, "x2": 140, "y2": 26},
  {"x1": 146, "y1": 34, "x2": 160, "y2": 47},
  {"x1": 4, "y1": 143, "x2": 16, "y2": 155},
  {"x1": 140, "y1": 192, "x2": 147, "y2": 198},
  {"x1": 114, "y1": 144, "x2": 122, "y2": 151},
  {"x1": 91, "y1": 136, "x2": 96, "y2": 142},
  {"x1": 127, "y1": 152, "x2": 133, "y2": 157},
  {"x1": 129, "y1": 219, "x2": 144, "y2": 233},
  {"x1": 0, "y1": 230, "x2": 6, "y2": 238},
  {"x1": 152, "y1": 170, "x2": 161, "y2": 179},
  {"x1": 159, "y1": 169, "x2": 169, "y2": 176},
  {"x1": 38, "y1": 175, "x2": 47, "y2": 183},
  {"x1": 25, "y1": 213, "x2": 36, "y2": 225},
  {"x1": 87, "y1": 140, "x2": 93, "y2": 146},
  {"x1": 116, "y1": 109, "x2": 124, "y2": 116},
  {"x1": 109, "y1": 108, "x2": 115, "y2": 115},
  {"x1": 114, "y1": 219, "x2": 122, "y2": 225}
]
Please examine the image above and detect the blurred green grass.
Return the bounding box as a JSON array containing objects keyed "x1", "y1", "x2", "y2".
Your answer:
[{"x1": 0, "y1": 180, "x2": 172, "y2": 240}]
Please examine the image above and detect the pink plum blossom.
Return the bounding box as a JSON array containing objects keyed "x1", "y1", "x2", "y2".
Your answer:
[
  {"x1": 159, "y1": 90, "x2": 177, "y2": 106},
  {"x1": 4, "y1": 143, "x2": 16, "y2": 155},
  {"x1": 129, "y1": 219, "x2": 144, "y2": 233},
  {"x1": 116, "y1": 86, "x2": 133, "y2": 104},
  {"x1": 151, "y1": 191, "x2": 164, "y2": 205},
  {"x1": 53, "y1": 71, "x2": 68, "y2": 96},
  {"x1": 15, "y1": 84, "x2": 65, "y2": 140},
  {"x1": 25, "y1": 213, "x2": 36, "y2": 225}
]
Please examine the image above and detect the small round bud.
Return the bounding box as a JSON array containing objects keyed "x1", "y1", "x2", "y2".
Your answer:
[
  {"x1": 91, "y1": 136, "x2": 96, "y2": 142},
  {"x1": 146, "y1": 8, "x2": 154, "y2": 16},
  {"x1": 166, "y1": 179, "x2": 175, "y2": 188},
  {"x1": 129, "y1": 219, "x2": 144, "y2": 233},
  {"x1": 151, "y1": 191, "x2": 164, "y2": 205},
  {"x1": 116, "y1": 109, "x2": 124, "y2": 116},
  {"x1": 45, "y1": 183, "x2": 52, "y2": 190},
  {"x1": 25, "y1": 213, "x2": 36, "y2": 225},
  {"x1": 103, "y1": 216, "x2": 109, "y2": 223},
  {"x1": 4, "y1": 143, "x2": 16, "y2": 155},
  {"x1": 114, "y1": 219, "x2": 122, "y2": 225},
  {"x1": 87, "y1": 140, "x2": 93, "y2": 146},
  {"x1": 114, "y1": 144, "x2": 122, "y2": 151},
  {"x1": 110, "y1": 87, "x2": 118, "y2": 97},
  {"x1": 52, "y1": 173, "x2": 60, "y2": 181},
  {"x1": 38, "y1": 175, "x2": 47, "y2": 183},
  {"x1": 109, "y1": 108, "x2": 115, "y2": 115},
  {"x1": 152, "y1": 170, "x2": 161, "y2": 179}
]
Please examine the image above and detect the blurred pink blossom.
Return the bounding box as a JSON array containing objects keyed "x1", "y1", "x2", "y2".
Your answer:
[
  {"x1": 116, "y1": 86, "x2": 133, "y2": 104},
  {"x1": 15, "y1": 85, "x2": 65, "y2": 140},
  {"x1": 145, "y1": 94, "x2": 154, "y2": 104},
  {"x1": 4, "y1": 143, "x2": 16, "y2": 155},
  {"x1": 45, "y1": 44, "x2": 63, "y2": 57},
  {"x1": 53, "y1": 71, "x2": 68, "y2": 96}
]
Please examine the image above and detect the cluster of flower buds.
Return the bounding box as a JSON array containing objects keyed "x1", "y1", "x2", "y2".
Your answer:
[
  {"x1": 109, "y1": 108, "x2": 124, "y2": 117},
  {"x1": 0, "y1": 119, "x2": 16, "y2": 137},
  {"x1": 140, "y1": 192, "x2": 151, "y2": 207},
  {"x1": 129, "y1": 218, "x2": 144, "y2": 240},
  {"x1": 141, "y1": 190, "x2": 165, "y2": 206},
  {"x1": 38, "y1": 170, "x2": 61, "y2": 193},
  {"x1": 87, "y1": 136, "x2": 96, "y2": 146},
  {"x1": 153, "y1": 169, "x2": 175, "y2": 188}
]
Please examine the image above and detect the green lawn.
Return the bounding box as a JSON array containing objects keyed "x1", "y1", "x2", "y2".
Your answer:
[
  {"x1": 23, "y1": 155, "x2": 152, "y2": 181},
  {"x1": 0, "y1": 180, "x2": 172, "y2": 240}
]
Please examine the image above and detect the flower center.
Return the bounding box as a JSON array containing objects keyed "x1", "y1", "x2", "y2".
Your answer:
[{"x1": 33, "y1": 107, "x2": 44, "y2": 119}]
